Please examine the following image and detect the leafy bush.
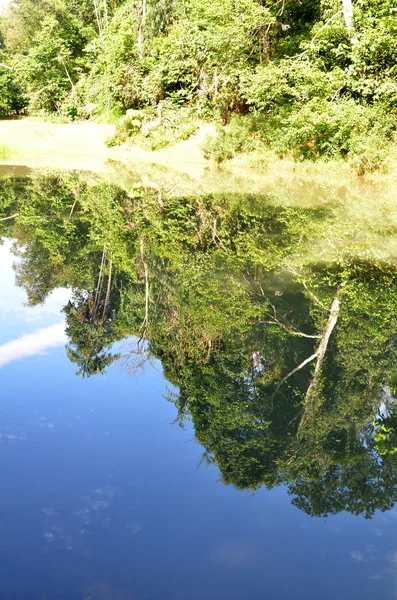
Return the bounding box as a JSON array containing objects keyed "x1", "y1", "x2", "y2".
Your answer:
[
  {"x1": 203, "y1": 100, "x2": 396, "y2": 169},
  {"x1": 106, "y1": 108, "x2": 145, "y2": 146},
  {"x1": 106, "y1": 105, "x2": 198, "y2": 149},
  {"x1": 0, "y1": 56, "x2": 25, "y2": 117},
  {"x1": 201, "y1": 114, "x2": 269, "y2": 163}
]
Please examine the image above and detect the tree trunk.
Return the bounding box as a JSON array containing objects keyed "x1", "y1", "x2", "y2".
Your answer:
[
  {"x1": 342, "y1": 0, "x2": 354, "y2": 31},
  {"x1": 103, "y1": 0, "x2": 109, "y2": 29},
  {"x1": 137, "y1": 0, "x2": 147, "y2": 58},
  {"x1": 93, "y1": 0, "x2": 102, "y2": 36}
]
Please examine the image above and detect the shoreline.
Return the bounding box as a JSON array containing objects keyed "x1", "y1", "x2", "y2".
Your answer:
[{"x1": 0, "y1": 118, "x2": 394, "y2": 197}]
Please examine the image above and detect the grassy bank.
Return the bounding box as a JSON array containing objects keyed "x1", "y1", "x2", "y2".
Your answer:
[{"x1": 0, "y1": 143, "x2": 13, "y2": 160}]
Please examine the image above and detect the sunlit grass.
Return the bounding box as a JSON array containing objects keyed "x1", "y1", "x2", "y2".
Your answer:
[{"x1": 0, "y1": 143, "x2": 11, "y2": 159}]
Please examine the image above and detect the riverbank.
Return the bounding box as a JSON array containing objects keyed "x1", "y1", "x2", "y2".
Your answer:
[
  {"x1": 0, "y1": 118, "x2": 214, "y2": 178},
  {"x1": 0, "y1": 117, "x2": 395, "y2": 198}
]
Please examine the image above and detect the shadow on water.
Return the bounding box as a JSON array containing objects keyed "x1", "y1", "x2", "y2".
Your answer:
[{"x1": 2, "y1": 169, "x2": 397, "y2": 519}]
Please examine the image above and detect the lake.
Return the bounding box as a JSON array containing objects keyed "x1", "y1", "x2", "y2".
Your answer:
[{"x1": 1, "y1": 167, "x2": 397, "y2": 600}]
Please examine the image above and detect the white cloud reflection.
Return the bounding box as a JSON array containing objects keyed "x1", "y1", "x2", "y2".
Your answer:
[
  {"x1": 0, "y1": 240, "x2": 71, "y2": 322},
  {"x1": 0, "y1": 322, "x2": 67, "y2": 368}
]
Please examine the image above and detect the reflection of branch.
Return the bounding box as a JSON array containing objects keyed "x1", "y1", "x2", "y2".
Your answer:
[
  {"x1": 284, "y1": 265, "x2": 329, "y2": 310},
  {"x1": 261, "y1": 301, "x2": 321, "y2": 339},
  {"x1": 102, "y1": 259, "x2": 113, "y2": 322},
  {"x1": 297, "y1": 289, "x2": 343, "y2": 436},
  {"x1": 272, "y1": 287, "x2": 343, "y2": 408},
  {"x1": 0, "y1": 213, "x2": 18, "y2": 221},
  {"x1": 264, "y1": 320, "x2": 320, "y2": 338},
  {"x1": 138, "y1": 238, "x2": 150, "y2": 344},
  {"x1": 121, "y1": 339, "x2": 151, "y2": 375},
  {"x1": 271, "y1": 353, "x2": 318, "y2": 403},
  {"x1": 94, "y1": 244, "x2": 106, "y2": 312}
]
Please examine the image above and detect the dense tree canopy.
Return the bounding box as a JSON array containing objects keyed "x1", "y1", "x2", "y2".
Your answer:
[{"x1": 1, "y1": 0, "x2": 397, "y2": 167}]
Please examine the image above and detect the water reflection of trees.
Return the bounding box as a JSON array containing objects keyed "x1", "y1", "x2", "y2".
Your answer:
[{"x1": 3, "y1": 172, "x2": 397, "y2": 517}]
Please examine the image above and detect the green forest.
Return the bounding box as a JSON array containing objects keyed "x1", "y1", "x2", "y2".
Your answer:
[
  {"x1": 3, "y1": 170, "x2": 397, "y2": 517},
  {"x1": 1, "y1": 0, "x2": 397, "y2": 170}
]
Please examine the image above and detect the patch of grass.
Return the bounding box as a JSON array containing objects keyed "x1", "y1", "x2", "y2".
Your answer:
[
  {"x1": 93, "y1": 107, "x2": 124, "y2": 124},
  {"x1": 28, "y1": 110, "x2": 72, "y2": 124},
  {"x1": 0, "y1": 143, "x2": 12, "y2": 159}
]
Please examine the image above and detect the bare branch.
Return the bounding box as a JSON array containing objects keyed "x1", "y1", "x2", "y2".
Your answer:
[{"x1": 0, "y1": 213, "x2": 18, "y2": 221}]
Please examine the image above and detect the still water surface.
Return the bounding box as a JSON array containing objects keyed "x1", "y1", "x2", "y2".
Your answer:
[{"x1": 1, "y1": 169, "x2": 397, "y2": 599}]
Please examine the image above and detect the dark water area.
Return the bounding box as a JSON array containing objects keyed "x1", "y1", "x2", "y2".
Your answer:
[{"x1": 2, "y1": 170, "x2": 397, "y2": 599}]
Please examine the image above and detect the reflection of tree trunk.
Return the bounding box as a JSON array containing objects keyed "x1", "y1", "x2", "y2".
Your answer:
[
  {"x1": 102, "y1": 259, "x2": 113, "y2": 322},
  {"x1": 305, "y1": 294, "x2": 341, "y2": 400},
  {"x1": 139, "y1": 238, "x2": 149, "y2": 338},
  {"x1": 271, "y1": 284, "x2": 343, "y2": 440},
  {"x1": 298, "y1": 290, "x2": 342, "y2": 435},
  {"x1": 271, "y1": 289, "x2": 342, "y2": 404},
  {"x1": 271, "y1": 352, "x2": 318, "y2": 404},
  {"x1": 94, "y1": 244, "x2": 107, "y2": 313}
]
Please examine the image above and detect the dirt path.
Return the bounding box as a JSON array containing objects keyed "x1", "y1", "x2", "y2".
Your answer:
[{"x1": 0, "y1": 118, "x2": 214, "y2": 178}]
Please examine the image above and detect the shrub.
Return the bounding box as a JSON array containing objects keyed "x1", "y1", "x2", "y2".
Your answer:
[
  {"x1": 0, "y1": 61, "x2": 25, "y2": 117},
  {"x1": 106, "y1": 105, "x2": 198, "y2": 149},
  {"x1": 202, "y1": 99, "x2": 396, "y2": 168},
  {"x1": 201, "y1": 114, "x2": 269, "y2": 163}
]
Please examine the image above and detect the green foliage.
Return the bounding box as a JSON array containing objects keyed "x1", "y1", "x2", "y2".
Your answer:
[
  {"x1": 204, "y1": 99, "x2": 396, "y2": 170},
  {"x1": 106, "y1": 104, "x2": 198, "y2": 149},
  {"x1": 13, "y1": 14, "x2": 92, "y2": 112},
  {"x1": 0, "y1": 144, "x2": 11, "y2": 159},
  {"x1": 2, "y1": 0, "x2": 397, "y2": 159},
  {"x1": 73, "y1": 1, "x2": 141, "y2": 114},
  {"x1": 201, "y1": 115, "x2": 269, "y2": 163},
  {"x1": 0, "y1": 62, "x2": 24, "y2": 117}
]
